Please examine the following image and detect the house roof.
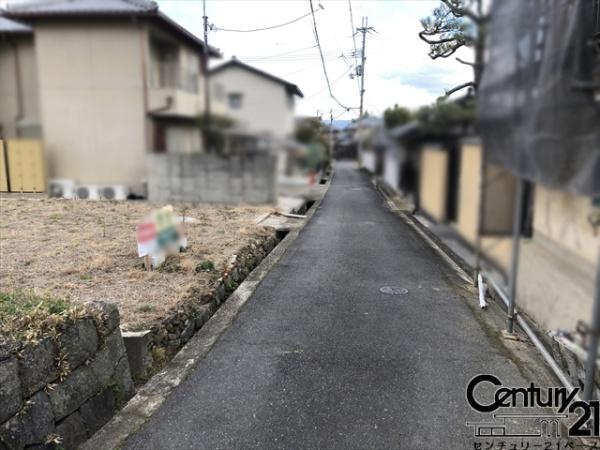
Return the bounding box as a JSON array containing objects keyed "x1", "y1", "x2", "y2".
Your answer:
[
  {"x1": 209, "y1": 58, "x2": 304, "y2": 98},
  {"x1": 388, "y1": 121, "x2": 419, "y2": 139},
  {"x1": 0, "y1": 15, "x2": 32, "y2": 34},
  {"x1": 2, "y1": 0, "x2": 220, "y2": 56}
]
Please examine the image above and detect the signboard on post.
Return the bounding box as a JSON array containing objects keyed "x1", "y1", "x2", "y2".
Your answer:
[{"x1": 135, "y1": 205, "x2": 185, "y2": 270}]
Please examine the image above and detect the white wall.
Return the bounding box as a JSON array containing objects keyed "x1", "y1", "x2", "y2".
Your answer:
[
  {"x1": 361, "y1": 149, "x2": 376, "y2": 173},
  {"x1": 383, "y1": 148, "x2": 399, "y2": 190},
  {"x1": 210, "y1": 66, "x2": 295, "y2": 139}
]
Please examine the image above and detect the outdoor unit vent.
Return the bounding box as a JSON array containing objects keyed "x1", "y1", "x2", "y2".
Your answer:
[
  {"x1": 48, "y1": 179, "x2": 76, "y2": 199},
  {"x1": 100, "y1": 185, "x2": 128, "y2": 201},
  {"x1": 75, "y1": 184, "x2": 100, "y2": 200}
]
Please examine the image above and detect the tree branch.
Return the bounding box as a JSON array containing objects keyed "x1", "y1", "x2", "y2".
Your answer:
[
  {"x1": 444, "y1": 81, "x2": 475, "y2": 97},
  {"x1": 455, "y1": 57, "x2": 475, "y2": 66},
  {"x1": 418, "y1": 31, "x2": 459, "y2": 45},
  {"x1": 440, "y1": 0, "x2": 481, "y2": 23}
]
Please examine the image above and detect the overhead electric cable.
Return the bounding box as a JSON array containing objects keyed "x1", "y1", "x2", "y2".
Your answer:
[
  {"x1": 348, "y1": 0, "x2": 362, "y2": 95},
  {"x1": 308, "y1": 0, "x2": 356, "y2": 111},
  {"x1": 214, "y1": 9, "x2": 318, "y2": 33}
]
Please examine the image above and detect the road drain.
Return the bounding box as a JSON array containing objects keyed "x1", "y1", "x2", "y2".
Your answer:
[{"x1": 379, "y1": 286, "x2": 409, "y2": 295}]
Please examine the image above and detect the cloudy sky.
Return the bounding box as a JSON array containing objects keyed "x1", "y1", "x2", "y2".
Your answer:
[{"x1": 157, "y1": 0, "x2": 474, "y2": 120}]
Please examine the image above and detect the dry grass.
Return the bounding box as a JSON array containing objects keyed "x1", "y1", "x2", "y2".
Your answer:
[{"x1": 0, "y1": 198, "x2": 273, "y2": 330}]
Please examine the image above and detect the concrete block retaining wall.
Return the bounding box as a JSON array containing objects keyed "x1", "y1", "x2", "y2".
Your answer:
[
  {"x1": 147, "y1": 153, "x2": 277, "y2": 204},
  {"x1": 0, "y1": 302, "x2": 134, "y2": 450}
]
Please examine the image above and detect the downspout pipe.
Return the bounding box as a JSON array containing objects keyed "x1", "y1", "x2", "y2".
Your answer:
[{"x1": 12, "y1": 41, "x2": 24, "y2": 137}]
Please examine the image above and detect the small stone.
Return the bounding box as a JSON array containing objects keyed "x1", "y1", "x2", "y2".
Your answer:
[
  {"x1": 165, "y1": 324, "x2": 175, "y2": 333},
  {"x1": 19, "y1": 338, "x2": 59, "y2": 398},
  {"x1": 58, "y1": 318, "x2": 99, "y2": 370},
  {"x1": 167, "y1": 339, "x2": 181, "y2": 349},
  {"x1": 56, "y1": 411, "x2": 88, "y2": 450},
  {"x1": 180, "y1": 321, "x2": 195, "y2": 344},
  {"x1": 0, "y1": 357, "x2": 22, "y2": 423},
  {"x1": 214, "y1": 284, "x2": 225, "y2": 305},
  {"x1": 167, "y1": 333, "x2": 178, "y2": 340},
  {"x1": 49, "y1": 365, "x2": 101, "y2": 421},
  {"x1": 79, "y1": 388, "x2": 115, "y2": 435}
]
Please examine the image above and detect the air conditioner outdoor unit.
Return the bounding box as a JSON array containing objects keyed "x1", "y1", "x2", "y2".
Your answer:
[
  {"x1": 75, "y1": 184, "x2": 101, "y2": 200},
  {"x1": 48, "y1": 179, "x2": 76, "y2": 199},
  {"x1": 100, "y1": 185, "x2": 128, "y2": 201}
]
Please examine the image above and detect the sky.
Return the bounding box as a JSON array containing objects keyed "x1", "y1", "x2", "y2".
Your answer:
[{"x1": 157, "y1": 0, "x2": 474, "y2": 121}]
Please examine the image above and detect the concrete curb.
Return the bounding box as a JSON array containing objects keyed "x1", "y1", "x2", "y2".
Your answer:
[{"x1": 81, "y1": 180, "x2": 331, "y2": 450}]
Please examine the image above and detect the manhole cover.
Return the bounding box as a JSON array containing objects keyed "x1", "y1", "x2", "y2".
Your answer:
[{"x1": 379, "y1": 286, "x2": 409, "y2": 295}]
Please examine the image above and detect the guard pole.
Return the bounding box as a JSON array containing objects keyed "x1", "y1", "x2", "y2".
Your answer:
[
  {"x1": 506, "y1": 177, "x2": 526, "y2": 334},
  {"x1": 473, "y1": 143, "x2": 487, "y2": 286},
  {"x1": 584, "y1": 250, "x2": 600, "y2": 400}
]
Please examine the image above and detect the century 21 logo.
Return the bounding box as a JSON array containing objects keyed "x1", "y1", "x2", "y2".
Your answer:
[{"x1": 467, "y1": 374, "x2": 600, "y2": 437}]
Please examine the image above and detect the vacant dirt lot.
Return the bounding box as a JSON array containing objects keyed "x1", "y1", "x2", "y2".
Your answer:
[{"x1": 0, "y1": 198, "x2": 273, "y2": 330}]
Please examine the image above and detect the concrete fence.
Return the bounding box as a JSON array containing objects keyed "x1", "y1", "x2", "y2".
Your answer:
[{"x1": 146, "y1": 152, "x2": 277, "y2": 204}]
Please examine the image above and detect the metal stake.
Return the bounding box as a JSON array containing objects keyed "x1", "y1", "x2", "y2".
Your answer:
[
  {"x1": 584, "y1": 250, "x2": 600, "y2": 400},
  {"x1": 506, "y1": 177, "x2": 526, "y2": 334}
]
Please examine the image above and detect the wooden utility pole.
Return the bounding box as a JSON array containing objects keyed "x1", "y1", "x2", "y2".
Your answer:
[
  {"x1": 202, "y1": 0, "x2": 212, "y2": 150},
  {"x1": 356, "y1": 16, "x2": 374, "y2": 162}
]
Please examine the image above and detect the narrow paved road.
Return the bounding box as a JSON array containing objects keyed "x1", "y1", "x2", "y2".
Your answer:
[{"x1": 125, "y1": 162, "x2": 532, "y2": 449}]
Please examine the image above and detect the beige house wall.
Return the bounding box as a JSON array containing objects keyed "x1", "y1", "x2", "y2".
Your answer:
[
  {"x1": 210, "y1": 66, "x2": 295, "y2": 139},
  {"x1": 0, "y1": 36, "x2": 40, "y2": 138},
  {"x1": 516, "y1": 186, "x2": 599, "y2": 332},
  {"x1": 419, "y1": 146, "x2": 448, "y2": 222},
  {"x1": 34, "y1": 20, "x2": 148, "y2": 191},
  {"x1": 453, "y1": 143, "x2": 513, "y2": 269}
]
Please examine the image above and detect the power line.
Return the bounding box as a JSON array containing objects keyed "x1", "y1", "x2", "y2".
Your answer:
[
  {"x1": 348, "y1": 0, "x2": 362, "y2": 96},
  {"x1": 238, "y1": 45, "x2": 317, "y2": 62},
  {"x1": 213, "y1": 8, "x2": 320, "y2": 33},
  {"x1": 305, "y1": 67, "x2": 353, "y2": 100},
  {"x1": 308, "y1": 0, "x2": 356, "y2": 112}
]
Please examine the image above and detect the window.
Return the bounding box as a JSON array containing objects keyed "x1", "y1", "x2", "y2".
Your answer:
[{"x1": 228, "y1": 93, "x2": 242, "y2": 109}]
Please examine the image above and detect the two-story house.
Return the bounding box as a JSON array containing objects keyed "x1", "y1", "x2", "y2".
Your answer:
[
  {"x1": 209, "y1": 58, "x2": 303, "y2": 141},
  {"x1": 1, "y1": 0, "x2": 220, "y2": 196}
]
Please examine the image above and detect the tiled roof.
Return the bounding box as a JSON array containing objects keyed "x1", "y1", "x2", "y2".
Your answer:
[
  {"x1": 3, "y1": 0, "x2": 220, "y2": 56},
  {"x1": 4, "y1": 0, "x2": 158, "y2": 16},
  {"x1": 210, "y1": 58, "x2": 304, "y2": 98}
]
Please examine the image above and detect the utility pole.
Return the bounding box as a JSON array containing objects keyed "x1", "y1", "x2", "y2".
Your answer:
[
  {"x1": 202, "y1": 0, "x2": 212, "y2": 150},
  {"x1": 357, "y1": 16, "x2": 370, "y2": 119},
  {"x1": 355, "y1": 16, "x2": 374, "y2": 165},
  {"x1": 329, "y1": 108, "x2": 334, "y2": 161}
]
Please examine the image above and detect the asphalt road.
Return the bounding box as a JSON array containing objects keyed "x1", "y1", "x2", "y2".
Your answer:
[{"x1": 124, "y1": 162, "x2": 533, "y2": 450}]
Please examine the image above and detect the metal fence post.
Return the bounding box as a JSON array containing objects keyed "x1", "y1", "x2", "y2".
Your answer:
[
  {"x1": 506, "y1": 177, "x2": 526, "y2": 334},
  {"x1": 584, "y1": 251, "x2": 600, "y2": 400}
]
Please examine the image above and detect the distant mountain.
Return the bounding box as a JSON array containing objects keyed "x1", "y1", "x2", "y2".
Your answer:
[{"x1": 326, "y1": 119, "x2": 351, "y2": 130}]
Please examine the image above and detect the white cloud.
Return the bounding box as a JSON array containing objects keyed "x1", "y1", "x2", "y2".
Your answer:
[{"x1": 158, "y1": 0, "x2": 474, "y2": 119}]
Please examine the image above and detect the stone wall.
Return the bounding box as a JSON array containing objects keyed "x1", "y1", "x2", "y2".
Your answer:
[
  {"x1": 146, "y1": 152, "x2": 277, "y2": 204},
  {"x1": 125, "y1": 232, "x2": 280, "y2": 380},
  {"x1": 0, "y1": 302, "x2": 134, "y2": 450}
]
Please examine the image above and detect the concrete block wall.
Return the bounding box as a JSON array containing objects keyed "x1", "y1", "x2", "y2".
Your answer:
[
  {"x1": 0, "y1": 302, "x2": 134, "y2": 450},
  {"x1": 147, "y1": 152, "x2": 277, "y2": 204}
]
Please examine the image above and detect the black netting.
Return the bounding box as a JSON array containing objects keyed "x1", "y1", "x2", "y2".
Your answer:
[{"x1": 477, "y1": 0, "x2": 600, "y2": 196}]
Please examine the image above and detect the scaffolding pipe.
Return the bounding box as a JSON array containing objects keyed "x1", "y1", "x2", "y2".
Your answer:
[
  {"x1": 506, "y1": 178, "x2": 526, "y2": 333},
  {"x1": 583, "y1": 251, "x2": 600, "y2": 400},
  {"x1": 486, "y1": 276, "x2": 576, "y2": 393}
]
